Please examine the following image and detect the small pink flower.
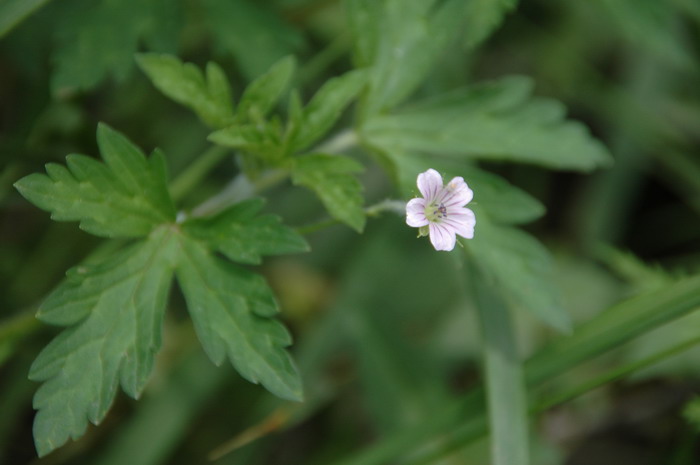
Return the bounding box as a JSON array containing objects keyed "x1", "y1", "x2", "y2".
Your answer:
[{"x1": 406, "y1": 169, "x2": 476, "y2": 251}]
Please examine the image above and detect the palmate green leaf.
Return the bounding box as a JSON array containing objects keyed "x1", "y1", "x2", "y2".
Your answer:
[
  {"x1": 136, "y1": 54, "x2": 235, "y2": 128},
  {"x1": 363, "y1": 76, "x2": 612, "y2": 172},
  {"x1": 30, "y1": 227, "x2": 179, "y2": 457},
  {"x1": 237, "y1": 56, "x2": 295, "y2": 122},
  {"x1": 14, "y1": 123, "x2": 176, "y2": 238},
  {"x1": 51, "y1": 0, "x2": 180, "y2": 94},
  {"x1": 379, "y1": 149, "x2": 544, "y2": 225},
  {"x1": 289, "y1": 69, "x2": 368, "y2": 153},
  {"x1": 175, "y1": 234, "x2": 302, "y2": 401},
  {"x1": 347, "y1": 0, "x2": 467, "y2": 117},
  {"x1": 466, "y1": 214, "x2": 571, "y2": 332},
  {"x1": 208, "y1": 121, "x2": 286, "y2": 164},
  {"x1": 291, "y1": 153, "x2": 365, "y2": 232},
  {"x1": 183, "y1": 198, "x2": 309, "y2": 265}
]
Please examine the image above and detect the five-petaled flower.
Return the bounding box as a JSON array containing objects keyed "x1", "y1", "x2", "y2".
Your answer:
[{"x1": 406, "y1": 169, "x2": 476, "y2": 251}]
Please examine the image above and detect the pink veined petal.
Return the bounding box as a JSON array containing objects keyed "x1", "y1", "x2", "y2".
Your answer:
[
  {"x1": 429, "y1": 222, "x2": 457, "y2": 251},
  {"x1": 417, "y1": 169, "x2": 443, "y2": 202},
  {"x1": 406, "y1": 198, "x2": 429, "y2": 227},
  {"x1": 442, "y1": 207, "x2": 476, "y2": 239},
  {"x1": 439, "y1": 176, "x2": 473, "y2": 207}
]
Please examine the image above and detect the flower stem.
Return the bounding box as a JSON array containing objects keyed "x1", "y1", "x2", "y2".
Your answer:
[{"x1": 295, "y1": 199, "x2": 405, "y2": 235}]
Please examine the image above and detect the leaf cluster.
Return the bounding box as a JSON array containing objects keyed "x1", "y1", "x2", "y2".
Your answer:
[{"x1": 14, "y1": 124, "x2": 309, "y2": 457}]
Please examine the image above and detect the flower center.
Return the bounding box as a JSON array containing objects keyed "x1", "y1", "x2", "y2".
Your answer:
[{"x1": 425, "y1": 202, "x2": 448, "y2": 222}]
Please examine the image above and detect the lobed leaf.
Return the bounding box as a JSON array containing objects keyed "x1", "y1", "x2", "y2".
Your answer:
[
  {"x1": 30, "y1": 228, "x2": 179, "y2": 457},
  {"x1": 363, "y1": 76, "x2": 612, "y2": 172},
  {"x1": 183, "y1": 198, "x2": 309, "y2": 265},
  {"x1": 289, "y1": 69, "x2": 368, "y2": 153},
  {"x1": 136, "y1": 53, "x2": 235, "y2": 128},
  {"x1": 465, "y1": 214, "x2": 571, "y2": 332},
  {"x1": 14, "y1": 124, "x2": 176, "y2": 238},
  {"x1": 237, "y1": 56, "x2": 296, "y2": 122},
  {"x1": 175, "y1": 235, "x2": 303, "y2": 401},
  {"x1": 291, "y1": 153, "x2": 366, "y2": 232}
]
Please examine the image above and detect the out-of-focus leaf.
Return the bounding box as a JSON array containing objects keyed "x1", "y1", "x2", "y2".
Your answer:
[
  {"x1": 462, "y1": 0, "x2": 518, "y2": 47},
  {"x1": 289, "y1": 69, "x2": 368, "y2": 153},
  {"x1": 363, "y1": 76, "x2": 612, "y2": 172},
  {"x1": 348, "y1": 0, "x2": 466, "y2": 117},
  {"x1": 14, "y1": 123, "x2": 176, "y2": 238},
  {"x1": 237, "y1": 56, "x2": 296, "y2": 122},
  {"x1": 291, "y1": 153, "x2": 365, "y2": 232},
  {"x1": 202, "y1": 0, "x2": 305, "y2": 80},
  {"x1": 30, "y1": 229, "x2": 179, "y2": 457},
  {"x1": 183, "y1": 198, "x2": 309, "y2": 265},
  {"x1": 51, "y1": 0, "x2": 180, "y2": 94},
  {"x1": 0, "y1": 0, "x2": 55, "y2": 38},
  {"x1": 598, "y1": 0, "x2": 695, "y2": 71},
  {"x1": 137, "y1": 54, "x2": 235, "y2": 128},
  {"x1": 466, "y1": 214, "x2": 571, "y2": 332},
  {"x1": 176, "y1": 235, "x2": 302, "y2": 401}
]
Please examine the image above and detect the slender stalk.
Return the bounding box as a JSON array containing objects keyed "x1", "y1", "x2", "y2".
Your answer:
[
  {"x1": 169, "y1": 146, "x2": 230, "y2": 203},
  {"x1": 295, "y1": 199, "x2": 405, "y2": 235}
]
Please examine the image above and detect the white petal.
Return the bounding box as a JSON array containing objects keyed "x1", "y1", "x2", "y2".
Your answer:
[
  {"x1": 429, "y1": 223, "x2": 456, "y2": 251},
  {"x1": 443, "y1": 207, "x2": 475, "y2": 239},
  {"x1": 406, "y1": 198, "x2": 429, "y2": 227},
  {"x1": 439, "y1": 176, "x2": 473, "y2": 207},
  {"x1": 417, "y1": 169, "x2": 443, "y2": 201}
]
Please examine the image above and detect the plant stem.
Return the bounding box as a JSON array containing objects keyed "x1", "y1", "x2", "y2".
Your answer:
[
  {"x1": 312, "y1": 129, "x2": 358, "y2": 154},
  {"x1": 190, "y1": 168, "x2": 290, "y2": 218},
  {"x1": 169, "y1": 146, "x2": 230, "y2": 203},
  {"x1": 295, "y1": 199, "x2": 405, "y2": 235}
]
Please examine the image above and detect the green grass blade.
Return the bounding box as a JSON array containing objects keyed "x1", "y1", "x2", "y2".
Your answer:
[{"x1": 473, "y1": 266, "x2": 529, "y2": 465}]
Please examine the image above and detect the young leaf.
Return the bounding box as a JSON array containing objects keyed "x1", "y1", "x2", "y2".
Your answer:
[
  {"x1": 466, "y1": 214, "x2": 571, "y2": 332},
  {"x1": 289, "y1": 69, "x2": 368, "y2": 153},
  {"x1": 237, "y1": 56, "x2": 296, "y2": 122},
  {"x1": 291, "y1": 153, "x2": 366, "y2": 232},
  {"x1": 14, "y1": 123, "x2": 176, "y2": 238},
  {"x1": 51, "y1": 0, "x2": 180, "y2": 94},
  {"x1": 175, "y1": 235, "x2": 303, "y2": 401},
  {"x1": 183, "y1": 198, "x2": 309, "y2": 265},
  {"x1": 30, "y1": 228, "x2": 179, "y2": 457},
  {"x1": 136, "y1": 53, "x2": 235, "y2": 128},
  {"x1": 363, "y1": 76, "x2": 612, "y2": 172}
]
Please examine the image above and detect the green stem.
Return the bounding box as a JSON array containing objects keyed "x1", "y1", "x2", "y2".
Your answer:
[
  {"x1": 312, "y1": 129, "x2": 358, "y2": 154},
  {"x1": 190, "y1": 168, "x2": 290, "y2": 218},
  {"x1": 169, "y1": 146, "x2": 230, "y2": 203},
  {"x1": 298, "y1": 32, "x2": 352, "y2": 85},
  {"x1": 295, "y1": 199, "x2": 405, "y2": 235}
]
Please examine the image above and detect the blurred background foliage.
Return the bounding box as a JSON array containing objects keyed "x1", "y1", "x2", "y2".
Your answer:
[{"x1": 1, "y1": 0, "x2": 700, "y2": 464}]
